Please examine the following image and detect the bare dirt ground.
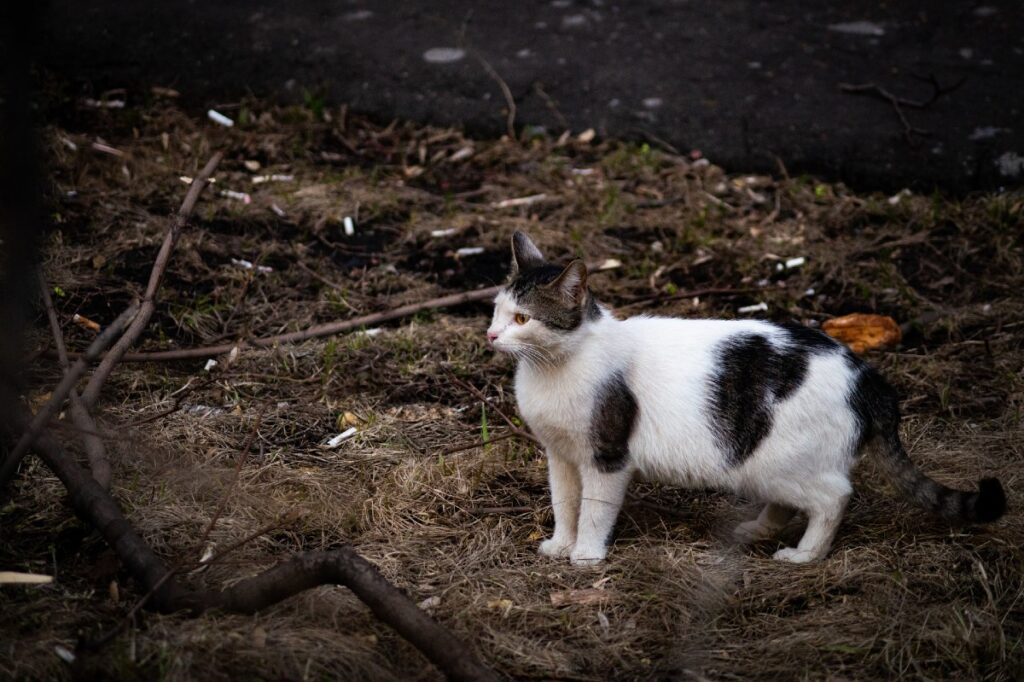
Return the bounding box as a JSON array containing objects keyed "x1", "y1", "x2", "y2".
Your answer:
[{"x1": 2, "y1": 92, "x2": 1022, "y2": 680}]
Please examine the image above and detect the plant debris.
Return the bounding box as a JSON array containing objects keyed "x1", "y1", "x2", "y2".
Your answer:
[{"x1": 3, "y1": 86, "x2": 1022, "y2": 681}]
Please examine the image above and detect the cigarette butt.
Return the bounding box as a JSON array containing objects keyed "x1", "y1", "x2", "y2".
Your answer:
[
  {"x1": 72, "y1": 314, "x2": 101, "y2": 333},
  {"x1": 343, "y1": 216, "x2": 356, "y2": 236},
  {"x1": 325, "y1": 427, "x2": 358, "y2": 447},
  {"x1": 207, "y1": 109, "x2": 234, "y2": 127}
]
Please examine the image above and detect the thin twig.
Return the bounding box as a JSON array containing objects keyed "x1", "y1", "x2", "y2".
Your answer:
[
  {"x1": 447, "y1": 371, "x2": 541, "y2": 447},
  {"x1": 473, "y1": 50, "x2": 517, "y2": 139},
  {"x1": 839, "y1": 76, "x2": 965, "y2": 145},
  {"x1": 617, "y1": 286, "x2": 765, "y2": 311},
  {"x1": 79, "y1": 152, "x2": 222, "y2": 407},
  {"x1": 38, "y1": 270, "x2": 112, "y2": 488},
  {"x1": 441, "y1": 430, "x2": 519, "y2": 456},
  {"x1": 0, "y1": 302, "x2": 139, "y2": 491}
]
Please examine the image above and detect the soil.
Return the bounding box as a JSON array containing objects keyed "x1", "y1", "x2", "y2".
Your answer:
[{"x1": 1, "y1": 91, "x2": 1022, "y2": 681}]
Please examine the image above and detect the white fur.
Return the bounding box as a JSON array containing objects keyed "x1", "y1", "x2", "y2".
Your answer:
[{"x1": 488, "y1": 298, "x2": 861, "y2": 565}]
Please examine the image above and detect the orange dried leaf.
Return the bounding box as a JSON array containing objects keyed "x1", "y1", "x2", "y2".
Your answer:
[{"x1": 822, "y1": 313, "x2": 901, "y2": 354}]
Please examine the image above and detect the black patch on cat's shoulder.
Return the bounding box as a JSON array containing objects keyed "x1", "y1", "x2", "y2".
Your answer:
[{"x1": 591, "y1": 371, "x2": 637, "y2": 473}]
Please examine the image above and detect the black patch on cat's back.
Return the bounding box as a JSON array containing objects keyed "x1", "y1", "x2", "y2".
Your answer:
[
  {"x1": 708, "y1": 330, "x2": 826, "y2": 464},
  {"x1": 591, "y1": 372, "x2": 638, "y2": 473}
]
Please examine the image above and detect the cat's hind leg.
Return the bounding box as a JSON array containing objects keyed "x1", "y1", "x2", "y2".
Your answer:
[
  {"x1": 733, "y1": 503, "x2": 795, "y2": 542},
  {"x1": 570, "y1": 466, "x2": 631, "y2": 566},
  {"x1": 538, "y1": 453, "x2": 582, "y2": 558},
  {"x1": 773, "y1": 475, "x2": 851, "y2": 563}
]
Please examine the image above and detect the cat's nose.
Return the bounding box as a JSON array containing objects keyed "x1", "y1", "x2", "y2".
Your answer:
[{"x1": 487, "y1": 331, "x2": 499, "y2": 344}]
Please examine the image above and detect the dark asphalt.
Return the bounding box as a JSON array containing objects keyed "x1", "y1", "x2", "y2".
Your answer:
[{"x1": 43, "y1": 1, "x2": 1024, "y2": 192}]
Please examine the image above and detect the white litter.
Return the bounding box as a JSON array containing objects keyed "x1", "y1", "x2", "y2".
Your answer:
[
  {"x1": 252, "y1": 174, "x2": 295, "y2": 184},
  {"x1": 418, "y1": 595, "x2": 442, "y2": 610},
  {"x1": 493, "y1": 193, "x2": 547, "y2": 208},
  {"x1": 449, "y1": 146, "x2": 474, "y2": 162},
  {"x1": 423, "y1": 47, "x2": 466, "y2": 64},
  {"x1": 775, "y1": 256, "x2": 806, "y2": 271},
  {"x1": 199, "y1": 545, "x2": 215, "y2": 564},
  {"x1": 0, "y1": 571, "x2": 53, "y2": 584},
  {"x1": 738, "y1": 302, "x2": 768, "y2": 314},
  {"x1": 887, "y1": 189, "x2": 912, "y2": 205},
  {"x1": 597, "y1": 258, "x2": 621, "y2": 271},
  {"x1": 203, "y1": 359, "x2": 217, "y2": 372},
  {"x1": 179, "y1": 175, "x2": 217, "y2": 185},
  {"x1": 83, "y1": 98, "x2": 125, "y2": 109},
  {"x1": 207, "y1": 109, "x2": 235, "y2": 127},
  {"x1": 431, "y1": 228, "x2": 458, "y2": 238},
  {"x1": 969, "y1": 126, "x2": 1008, "y2": 141},
  {"x1": 244, "y1": 159, "x2": 261, "y2": 171},
  {"x1": 325, "y1": 427, "x2": 358, "y2": 447},
  {"x1": 91, "y1": 141, "x2": 124, "y2": 157},
  {"x1": 456, "y1": 247, "x2": 485, "y2": 256},
  {"x1": 827, "y1": 21, "x2": 885, "y2": 36},
  {"x1": 231, "y1": 258, "x2": 273, "y2": 274},
  {"x1": 360, "y1": 328, "x2": 383, "y2": 337},
  {"x1": 221, "y1": 189, "x2": 252, "y2": 204},
  {"x1": 60, "y1": 136, "x2": 78, "y2": 151},
  {"x1": 571, "y1": 167, "x2": 595, "y2": 176},
  {"x1": 54, "y1": 645, "x2": 76, "y2": 664},
  {"x1": 343, "y1": 216, "x2": 356, "y2": 236},
  {"x1": 270, "y1": 203, "x2": 287, "y2": 218},
  {"x1": 186, "y1": 405, "x2": 225, "y2": 417}
]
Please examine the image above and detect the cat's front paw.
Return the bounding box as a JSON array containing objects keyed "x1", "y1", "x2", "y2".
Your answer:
[
  {"x1": 772, "y1": 547, "x2": 818, "y2": 564},
  {"x1": 569, "y1": 544, "x2": 607, "y2": 566},
  {"x1": 538, "y1": 537, "x2": 574, "y2": 558}
]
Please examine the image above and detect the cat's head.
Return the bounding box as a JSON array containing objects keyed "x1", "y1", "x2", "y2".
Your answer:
[{"x1": 487, "y1": 231, "x2": 600, "y2": 363}]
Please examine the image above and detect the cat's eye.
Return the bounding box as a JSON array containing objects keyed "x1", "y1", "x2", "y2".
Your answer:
[{"x1": 514, "y1": 312, "x2": 530, "y2": 325}]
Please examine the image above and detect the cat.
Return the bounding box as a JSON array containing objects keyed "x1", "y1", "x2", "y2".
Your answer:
[{"x1": 486, "y1": 231, "x2": 1006, "y2": 565}]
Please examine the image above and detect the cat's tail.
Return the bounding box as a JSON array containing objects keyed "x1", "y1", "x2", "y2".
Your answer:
[
  {"x1": 875, "y1": 430, "x2": 1006, "y2": 523},
  {"x1": 858, "y1": 366, "x2": 1006, "y2": 523}
]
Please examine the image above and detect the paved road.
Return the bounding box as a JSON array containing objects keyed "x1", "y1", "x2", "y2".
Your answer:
[{"x1": 43, "y1": 1, "x2": 1023, "y2": 192}]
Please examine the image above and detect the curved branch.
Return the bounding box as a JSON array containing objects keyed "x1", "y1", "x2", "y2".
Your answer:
[
  {"x1": 39, "y1": 270, "x2": 111, "y2": 488},
  {"x1": 80, "y1": 152, "x2": 222, "y2": 407},
  {"x1": 18, "y1": 412, "x2": 497, "y2": 681}
]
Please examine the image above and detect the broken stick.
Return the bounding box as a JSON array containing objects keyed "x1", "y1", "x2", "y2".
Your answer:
[{"x1": 39, "y1": 270, "x2": 112, "y2": 489}]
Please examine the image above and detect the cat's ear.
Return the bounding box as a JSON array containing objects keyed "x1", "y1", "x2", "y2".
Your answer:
[
  {"x1": 510, "y1": 231, "x2": 545, "y2": 275},
  {"x1": 547, "y1": 259, "x2": 588, "y2": 305}
]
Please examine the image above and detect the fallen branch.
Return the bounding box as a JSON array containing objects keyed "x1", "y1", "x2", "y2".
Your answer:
[
  {"x1": 38, "y1": 270, "x2": 111, "y2": 489},
  {"x1": 102, "y1": 284, "x2": 503, "y2": 362},
  {"x1": 79, "y1": 152, "x2": 223, "y2": 407},
  {"x1": 12, "y1": 408, "x2": 498, "y2": 681},
  {"x1": 0, "y1": 301, "x2": 139, "y2": 491},
  {"x1": 63, "y1": 258, "x2": 620, "y2": 363}
]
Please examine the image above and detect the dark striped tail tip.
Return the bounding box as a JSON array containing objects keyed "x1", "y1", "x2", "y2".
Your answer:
[{"x1": 973, "y1": 477, "x2": 1007, "y2": 523}]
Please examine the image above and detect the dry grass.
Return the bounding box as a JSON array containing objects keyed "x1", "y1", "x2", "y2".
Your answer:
[{"x1": 1, "y1": 91, "x2": 1022, "y2": 681}]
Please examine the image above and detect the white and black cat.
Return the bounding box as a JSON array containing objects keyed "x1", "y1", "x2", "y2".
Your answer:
[{"x1": 487, "y1": 231, "x2": 1006, "y2": 565}]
